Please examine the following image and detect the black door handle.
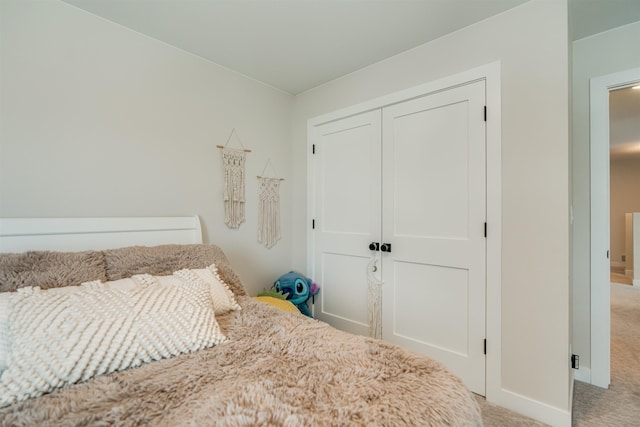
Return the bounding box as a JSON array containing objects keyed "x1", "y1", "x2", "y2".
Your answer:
[
  {"x1": 380, "y1": 243, "x2": 392, "y2": 253},
  {"x1": 369, "y1": 242, "x2": 380, "y2": 251}
]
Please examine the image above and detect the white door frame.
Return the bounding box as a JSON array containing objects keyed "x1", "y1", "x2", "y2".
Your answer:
[
  {"x1": 307, "y1": 61, "x2": 501, "y2": 400},
  {"x1": 590, "y1": 66, "x2": 640, "y2": 388}
]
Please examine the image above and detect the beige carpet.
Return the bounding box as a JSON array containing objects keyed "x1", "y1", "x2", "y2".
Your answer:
[
  {"x1": 474, "y1": 395, "x2": 548, "y2": 426},
  {"x1": 572, "y1": 283, "x2": 640, "y2": 426},
  {"x1": 475, "y1": 283, "x2": 640, "y2": 426}
]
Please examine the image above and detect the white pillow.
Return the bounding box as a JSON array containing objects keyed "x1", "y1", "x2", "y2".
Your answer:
[
  {"x1": 0, "y1": 265, "x2": 237, "y2": 377},
  {"x1": 0, "y1": 274, "x2": 225, "y2": 408},
  {"x1": 0, "y1": 285, "x2": 93, "y2": 375},
  {"x1": 174, "y1": 264, "x2": 241, "y2": 314},
  {"x1": 0, "y1": 292, "x2": 16, "y2": 374}
]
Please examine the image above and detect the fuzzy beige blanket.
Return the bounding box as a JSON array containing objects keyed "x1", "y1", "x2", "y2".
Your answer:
[
  {"x1": 0, "y1": 296, "x2": 482, "y2": 426},
  {"x1": 0, "y1": 245, "x2": 482, "y2": 426}
]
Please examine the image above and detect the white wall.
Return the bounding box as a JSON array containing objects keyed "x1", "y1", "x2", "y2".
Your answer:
[
  {"x1": 1, "y1": 0, "x2": 574, "y2": 423},
  {"x1": 571, "y1": 20, "x2": 640, "y2": 375},
  {"x1": 0, "y1": 0, "x2": 294, "y2": 296},
  {"x1": 292, "y1": 1, "x2": 570, "y2": 424}
]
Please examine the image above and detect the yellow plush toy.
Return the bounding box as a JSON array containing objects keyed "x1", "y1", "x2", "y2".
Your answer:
[{"x1": 254, "y1": 296, "x2": 300, "y2": 313}]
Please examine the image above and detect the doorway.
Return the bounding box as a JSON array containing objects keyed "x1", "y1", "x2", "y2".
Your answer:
[
  {"x1": 609, "y1": 86, "x2": 640, "y2": 286},
  {"x1": 590, "y1": 67, "x2": 640, "y2": 388}
]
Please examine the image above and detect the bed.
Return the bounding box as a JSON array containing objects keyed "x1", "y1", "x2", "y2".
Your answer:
[{"x1": 0, "y1": 217, "x2": 482, "y2": 426}]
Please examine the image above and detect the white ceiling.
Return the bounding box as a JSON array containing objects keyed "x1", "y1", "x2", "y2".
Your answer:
[
  {"x1": 61, "y1": 0, "x2": 640, "y2": 95},
  {"x1": 61, "y1": 0, "x2": 532, "y2": 94}
]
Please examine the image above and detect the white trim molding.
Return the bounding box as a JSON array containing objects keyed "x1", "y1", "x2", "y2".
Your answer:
[
  {"x1": 574, "y1": 366, "x2": 591, "y2": 384},
  {"x1": 491, "y1": 388, "x2": 572, "y2": 427},
  {"x1": 590, "y1": 66, "x2": 640, "y2": 389}
]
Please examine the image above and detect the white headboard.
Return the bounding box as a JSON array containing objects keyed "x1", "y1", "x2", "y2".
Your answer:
[{"x1": 0, "y1": 216, "x2": 203, "y2": 253}]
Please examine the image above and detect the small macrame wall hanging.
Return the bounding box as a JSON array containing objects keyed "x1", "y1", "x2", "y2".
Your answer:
[
  {"x1": 217, "y1": 129, "x2": 251, "y2": 229},
  {"x1": 367, "y1": 257, "x2": 383, "y2": 339},
  {"x1": 257, "y1": 159, "x2": 284, "y2": 249}
]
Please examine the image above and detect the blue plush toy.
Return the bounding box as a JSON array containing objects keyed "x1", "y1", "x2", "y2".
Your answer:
[{"x1": 273, "y1": 271, "x2": 319, "y2": 317}]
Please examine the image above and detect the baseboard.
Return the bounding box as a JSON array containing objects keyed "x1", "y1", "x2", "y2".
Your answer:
[
  {"x1": 569, "y1": 374, "x2": 574, "y2": 420},
  {"x1": 573, "y1": 366, "x2": 591, "y2": 383},
  {"x1": 488, "y1": 388, "x2": 571, "y2": 427},
  {"x1": 634, "y1": 279, "x2": 640, "y2": 287}
]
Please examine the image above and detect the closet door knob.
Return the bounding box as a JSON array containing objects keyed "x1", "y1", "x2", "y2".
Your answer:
[
  {"x1": 369, "y1": 242, "x2": 380, "y2": 251},
  {"x1": 380, "y1": 243, "x2": 392, "y2": 253}
]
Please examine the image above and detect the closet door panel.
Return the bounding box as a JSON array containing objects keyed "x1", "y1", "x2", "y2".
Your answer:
[
  {"x1": 381, "y1": 80, "x2": 486, "y2": 395},
  {"x1": 393, "y1": 100, "x2": 469, "y2": 239},
  {"x1": 310, "y1": 110, "x2": 381, "y2": 336},
  {"x1": 320, "y1": 253, "x2": 369, "y2": 327},
  {"x1": 392, "y1": 262, "x2": 468, "y2": 354}
]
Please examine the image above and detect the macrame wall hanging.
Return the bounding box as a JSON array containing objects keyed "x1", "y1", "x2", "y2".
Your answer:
[
  {"x1": 217, "y1": 129, "x2": 251, "y2": 229},
  {"x1": 367, "y1": 257, "x2": 383, "y2": 339},
  {"x1": 257, "y1": 159, "x2": 284, "y2": 249}
]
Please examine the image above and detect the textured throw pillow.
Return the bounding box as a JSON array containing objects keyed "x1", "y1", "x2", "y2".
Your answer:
[
  {"x1": 0, "y1": 293, "x2": 15, "y2": 374},
  {"x1": 0, "y1": 278, "x2": 146, "y2": 375},
  {"x1": 127, "y1": 265, "x2": 240, "y2": 315},
  {"x1": 0, "y1": 286, "x2": 89, "y2": 375},
  {"x1": 0, "y1": 274, "x2": 225, "y2": 408},
  {"x1": 174, "y1": 264, "x2": 241, "y2": 314}
]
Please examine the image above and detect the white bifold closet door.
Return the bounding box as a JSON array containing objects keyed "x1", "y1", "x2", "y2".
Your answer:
[
  {"x1": 311, "y1": 80, "x2": 486, "y2": 395},
  {"x1": 312, "y1": 110, "x2": 382, "y2": 337},
  {"x1": 380, "y1": 80, "x2": 486, "y2": 395}
]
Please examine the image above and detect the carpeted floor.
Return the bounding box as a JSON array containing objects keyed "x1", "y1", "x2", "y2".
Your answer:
[
  {"x1": 474, "y1": 394, "x2": 549, "y2": 426},
  {"x1": 571, "y1": 283, "x2": 640, "y2": 426},
  {"x1": 475, "y1": 283, "x2": 640, "y2": 426}
]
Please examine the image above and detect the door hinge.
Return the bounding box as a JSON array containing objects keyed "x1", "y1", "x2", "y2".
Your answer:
[
  {"x1": 484, "y1": 339, "x2": 487, "y2": 355},
  {"x1": 312, "y1": 219, "x2": 315, "y2": 229},
  {"x1": 484, "y1": 222, "x2": 487, "y2": 238},
  {"x1": 571, "y1": 354, "x2": 579, "y2": 370},
  {"x1": 484, "y1": 106, "x2": 487, "y2": 122},
  {"x1": 312, "y1": 144, "x2": 316, "y2": 154}
]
